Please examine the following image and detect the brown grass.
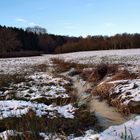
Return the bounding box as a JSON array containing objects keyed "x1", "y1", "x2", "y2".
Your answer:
[
  {"x1": 110, "y1": 98, "x2": 130, "y2": 115},
  {"x1": 91, "y1": 82, "x2": 113, "y2": 99},
  {"x1": 5, "y1": 113, "x2": 45, "y2": 131},
  {"x1": 51, "y1": 57, "x2": 88, "y2": 74},
  {"x1": 81, "y1": 63, "x2": 118, "y2": 83},
  {"x1": 0, "y1": 73, "x2": 26, "y2": 90},
  {"x1": 89, "y1": 64, "x2": 138, "y2": 115},
  {"x1": 110, "y1": 69, "x2": 137, "y2": 81},
  {"x1": 30, "y1": 64, "x2": 48, "y2": 72},
  {"x1": 32, "y1": 97, "x2": 72, "y2": 106},
  {"x1": 0, "y1": 102, "x2": 98, "y2": 138},
  {"x1": 91, "y1": 82, "x2": 132, "y2": 115}
]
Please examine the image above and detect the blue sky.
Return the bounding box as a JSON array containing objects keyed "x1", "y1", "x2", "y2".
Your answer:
[{"x1": 0, "y1": 0, "x2": 140, "y2": 36}]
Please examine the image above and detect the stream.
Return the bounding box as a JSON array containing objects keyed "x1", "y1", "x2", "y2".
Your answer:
[
  {"x1": 60, "y1": 69, "x2": 134, "y2": 130},
  {"x1": 69, "y1": 74, "x2": 131, "y2": 129}
]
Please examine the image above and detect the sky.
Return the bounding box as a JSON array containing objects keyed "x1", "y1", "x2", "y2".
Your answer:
[{"x1": 0, "y1": 0, "x2": 140, "y2": 37}]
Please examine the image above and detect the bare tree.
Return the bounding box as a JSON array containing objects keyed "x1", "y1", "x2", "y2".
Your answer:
[
  {"x1": 0, "y1": 29, "x2": 21, "y2": 53},
  {"x1": 26, "y1": 26, "x2": 47, "y2": 35}
]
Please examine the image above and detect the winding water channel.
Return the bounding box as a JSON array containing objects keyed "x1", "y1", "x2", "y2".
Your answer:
[
  {"x1": 60, "y1": 68, "x2": 135, "y2": 130},
  {"x1": 71, "y1": 75, "x2": 131, "y2": 129}
]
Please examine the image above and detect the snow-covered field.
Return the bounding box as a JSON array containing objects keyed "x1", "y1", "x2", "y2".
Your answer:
[
  {"x1": 0, "y1": 100, "x2": 75, "y2": 119},
  {"x1": 0, "y1": 49, "x2": 140, "y2": 140},
  {"x1": 0, "y1": 49, "x2": 140, "y2": 74},
  {"x1": 110, "y1": 79, "x2": 140, "y2": 106},
  {"x1": 58, "y1": 48, "x2": 140, "y2": 64},
  {"x1": 0, "y1": 71, "x2": 75, "y2": 118}
]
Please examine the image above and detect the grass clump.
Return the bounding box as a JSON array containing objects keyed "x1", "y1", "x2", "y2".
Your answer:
[
  {"x1": 0, "y1": 73, "x2": 26, "y2": 90},
  {"x1": 119, "y1": 126, "x2": 140, "y2": 140},
  {"x1": 30, "y1": 64, "x2": 48, "y2": 73},
  {"x1": 51, "y1": 57, "x2": 88, "y2": 74},
  {"x1": 110, "y1": 69, "x2": 137, "y2": 81},
  {"x1": 92, "y1": 83, "x2": 113, "y2": 99},
  {"x1": 32, "y1": 97, "x2": 71, "y2": 106},
  {"x1": 81, "y1": 63, "x2": 118, "y2": 83}
]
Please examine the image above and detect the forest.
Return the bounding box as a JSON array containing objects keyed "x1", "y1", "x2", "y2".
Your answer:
[{"x1": 0, "y1": 25, "x2": 140, "y2": 57}]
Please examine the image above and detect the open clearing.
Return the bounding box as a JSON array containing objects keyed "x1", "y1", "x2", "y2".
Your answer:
[{"x1": 0, "y1": 49, "x2": 140, "y2": 140}]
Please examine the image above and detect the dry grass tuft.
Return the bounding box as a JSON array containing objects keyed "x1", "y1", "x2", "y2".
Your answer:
[
  {"x1": 110, "y1": 69, "x2": 137, "y2": 81},
  {"x1": 30, "y1": 64, "x2": 48, "y2": 72},
  {"x1": 0, "y1": 73, "x2": 26, "y2": 90},
  {"x1": 81, "y1": 63, "x2": 118, "y2": 83},
  {"x1": 51, "y1": 57, "x2": 87, "y2": 74},
  {"x1": 110, "y1": 98, "x2": 130, "y2": 115},
  {"x1": 89, "y1": 64, "x2": 138, "y2": 115},
  {"x1": 91, "y1": 82, "x2": 113, "y2": 99}
]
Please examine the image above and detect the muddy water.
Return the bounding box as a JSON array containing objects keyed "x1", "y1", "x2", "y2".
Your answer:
[
  {"x1": 60, "y1": 70, "x2": 129, "y2": 129},
  {"x1": 72, "y1": 75, "x2": 128, "y2": 129},
  {"x1": 89, "y1": 97, "x2": 126, "y2": 128}
]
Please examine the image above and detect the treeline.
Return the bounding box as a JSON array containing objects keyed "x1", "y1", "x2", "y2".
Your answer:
[
  {"x1": 55, "y1": 34, "x2": 140, "y2": 53},
  {"x1": 0, "y1": 25, "x2": 79, "y2": 57},
  {"x1": 0, "y1": 25, "x2": 140, "y2": 57}
]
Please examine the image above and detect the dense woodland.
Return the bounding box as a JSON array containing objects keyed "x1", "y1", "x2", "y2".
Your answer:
[{"x1": 0, "y1": 25, "x2": 140, "y2": 57}]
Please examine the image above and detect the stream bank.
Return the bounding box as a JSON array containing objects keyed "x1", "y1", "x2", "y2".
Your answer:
[{"x1": 62, "y1": 71, "x2": 131, "y2": 130}]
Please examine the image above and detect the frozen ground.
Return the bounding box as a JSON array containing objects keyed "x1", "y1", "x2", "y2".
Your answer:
[
  {"x1": 58, "y1": 48, "x2": 140, "y2": 64},
  {"x1": 74, "y1": 115, "x2": 140, "y2": 140},
  {"x1": 1, "y1": 115, "x2": 140, "y2": 140},
  {"x1": 109, "y1": 79, "x2": 140, "y2": 106},
  {"x1": 0, "y1": 100, "x2": 75, "y2": 119},
  {"x1": 0, "y1": 49, "x2": 140, "y2": 140},
  {"x1": 0, "y1": 71, "x2": 75, "y2": 119},
  {"x1": 0, "y1": 49, "x2": 140, "y2": 74}
]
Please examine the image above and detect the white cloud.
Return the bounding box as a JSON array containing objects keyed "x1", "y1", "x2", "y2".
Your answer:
[
  {"x1": 16, "y1": 18, "x2": 27, "y2": 23},
  {"x1": 16, "y1": 18, "x2": 38, "y2": 27}
]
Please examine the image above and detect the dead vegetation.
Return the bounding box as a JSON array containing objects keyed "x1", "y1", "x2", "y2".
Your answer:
[
  {"x1": 91, "y1": 83, "x2": 113, "y2": 99},
  {"x1": 0, "y1": 103, "x2": 99, "y2": 139},
  {"x1": 29, "y1": 63, "x2": 48, "y2": 73},
  {"x1": 0, "y1": 73, "x2": 26, "y2": 90},
  {"x1": 32, "y1": 97, "x2": 72, "y2": 106},
  {"x1": 50, "y1": 58, "x2": 140, "y2": 116},
  {"x1": 81, "y1": 63, "x2": 118, "y2": 83},
  {"x1": 0, "y1": 56, "x2": 139, "y2": 139},
  {"x1": 91, "y1": 67, "x2": 139, "y2": 115},
  {"x1": 109, "y1": 69, "x2": 137, "y2": 81},
  {"x1": 0, "y1": 59, "x2": 100, "y2": 139},
  {"x1": 110, "y1": 98, "x2": 130, "y2": 115},
  {"x1": 51, "y1": 57, "x2": 88, "y2": 74}
]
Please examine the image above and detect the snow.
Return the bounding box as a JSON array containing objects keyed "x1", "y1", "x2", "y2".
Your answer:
[
  {"x1": 57, "y1": 104, "x2": 75, "y2": 118},
  {"x1": 0, "y1": 100, "x2": 76, "y2": 119},
  {"x1": 57, "y1": 49, "x2": 140, "y2": 65},
  {"x1": 73, "y1": 115, "x2": 140, "y2": 140},
  {"x1": 0, "y1": 49, "x2": 140, "y2": 74},
  {"x1": 0, "y1": 131, "x2": 62, "y2": 140},
  {"x1": 0, "y1": 49, "x2": 140, "y2": 139},
  {"x1": 0, "y1": 130, "x2": 18, "y2": 140},
  {"x1": 110, "y1": 79, "x2": 140, "y2": 105},
  {"x1": 0, "y1": 72, "x2": 70, "y2": 101},
  {"x1": 2, "y1": 116, "x2": 140, "y2": 140}
]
